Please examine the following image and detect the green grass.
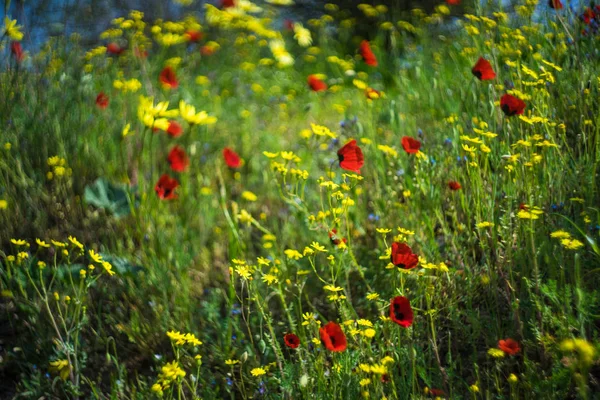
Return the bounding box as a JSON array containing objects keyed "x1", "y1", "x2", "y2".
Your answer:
[{"x1": 1, "y1": 1, "x2": 600, "y2": 399}]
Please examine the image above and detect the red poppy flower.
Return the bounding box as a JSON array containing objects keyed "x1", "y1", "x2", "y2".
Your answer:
[
  {"x1": 500, "y1": 94, "x2": 526, "y2": 117},
  {"x1": 583, "y1": 7, "x2": 595, "y2": 24},
  {"x1": 284, "y1": 333, "x2": 300, "y2": 349},
  {"x1": 448, "y1": 181, "x2": 461, "y2": 191},
  {"x1": 200, "y1": 45, "x2": 216, "y2": 56},
  {"x1": 307, "y1": 75, "x2": 327, "y2": 92},
  {"x1": 359, "y1": 40, "x2": 378, "y2": 67},
  {"x1": 106, "y1": 42, "x2": 124, "y2": 55},
  {"x1": 95, "y1": 92, "x2": 109, "y2": 109},
  {"x1": 337, "y1": 139, "x2": 364, "y2": 173},
  {"x1": 549, "y1": 0, "x2": 563, "y2": 9},
  {"x1": 159, "y1": 66, "x2": 178, "y2": 89},
  {"x1": 446, "y1": 0, "x2": 460, "y2": 4},
  {"x1": 221, "y1": 0, "x2": 235, "y2": 7},
  {"x1": 389, "y1": 296, "x2": 414, "y2": 327},
  {"x1": 472, "y1": 57, "x2": 496, "y2": 81},
  {"x1": 223, "y1": 147, "x2": 241, "y2": 168},
  {"x1": 155, "y1": 174, "x2": 179, "y2": 200},
  {"x1": 319, "y1": 322, "x2": 347, "y2": 352},
  {"x1": 390, "y1": 242, "x2": 419, "y2": 269},
  {"x1": 428, "y1": 388, "x2": 446, "y2": 397},
  {"x1": 519, "y1": 202, "x2": 528, "y2": 210},
  {"x1": 498, "y1": 338, "x2": 521, "y2": 355},
  {"x1": 10, "y1": 42, "x2": 24, "y2": 62},
  {"x1": 284, "y1": 19, "x2": 295, "y2": 31},
  {"x1": 401, "y1": 136, "x2": 421, "y2": 154},
  {"x1": 166, "y1": 121, "x2": 183, "y2": 138},
  {"x1": 328, "y1": 229, "x2": 347, "y2": 246},
  {"x1": 365, "y1": 88, "x2": 381, "y2": 100},
  {"x1": 184, "y1": 30, "x2": 203, "y2": 42},
  {"x1": 167, "y1": 146, "x2": 189, "y2": 172}
]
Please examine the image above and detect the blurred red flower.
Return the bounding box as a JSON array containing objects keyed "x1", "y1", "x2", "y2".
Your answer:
[
  {"x1": 498, "y1": 338, "x2": 521, "y2": 355},
  {"x1": 10, "y1": 41, "x2": 24, "y2": 62},
  {"x1": 549, "y1": 0, "x2": 563, "y2": 9},
  {"x1": 223, "y1": 147, "x2": 241, "y2": 168},
  {"x1": 166, "y1": 121, "x2": 183, "y2": 138},
  {"x1": 168, "y1": 146, "x2": 189, "y2": 172},
  {"x1": 337, "y1": 139, "x2": 364, "y2": 173},
  {"x1": 390, "y1": 242, "x2": 419, "y2": 269},
  {"x1": 159, "y1": 67, "x2": 178, "y2": 89},
  {"x1": 106, "y1": 42, "x2": 124, "y2": 55},
  {"x1": 319, "y1": 322, "x2": 347, "y2": 352},
  {"x1": 401, "y1": 136, "x2": 421, "y2": 154},
  {"x1": 155, "y1": 174, "x2": 179, "y2": 200},
  {"x1": 184, "y1": 30, "x2": 203, "y2": 42},
  {"x1": 95, "y1": 92, "x2": 109, "y2": 109},
  {"x1": 448, "y1": 181, "x2": 461, "y2": 191},
  {"x1": 500, "y1": 94, "x2": 526, "y2": 116},
  {"x1": 307, "y1": 75, "x2": 327, "y2": 92},
  {"x1": 390, "y1": 296, "x2": 414, "y2": 327},
  {"x1": 359, "y1": 40, "x2": 378, "y2": 66},
  {"x1": 284, "y1": 333, "x2": 300, "y2": 349},
  {"x1": 472, "y1": 57, "x2": 496, "y2": 80}
]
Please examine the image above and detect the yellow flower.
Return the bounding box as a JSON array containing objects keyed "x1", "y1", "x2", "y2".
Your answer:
[
  {"x1": 487, "y1": 348, "x2": 505, "y2": 358},
  {"x1": 151, "y1": 383, "x2": 163, "y2": 393},
  {"x1": 362, "y1": 328, "x2": 376, "y2": 338},
  {"x1": 179, "y1": 100, "x2": 217, "y2": 125},
  {"x1": 292, "y1": 23, "x2": 311, "y2": 47},
  {"x1": 160, "y1": 361, "x2": 186, "y2": 380},
  {"x1": 560, "y1": 338, "x2": 596, "y2": 368},
  {"x1": 241, "y1": 191, "x2": 258, "y2": 201},
  {"x1": 517, "y1": 210, "x2": 540, "y2": 220},
  {"x1": 561, "y1": 238, "x2": 584, "y2": 250},
  {"x1": 366, "y1": 293, "x2": 379, "y2": 301},
  {"x1": 11, "y1": 239, "x2": 28, "y2": 246},
  {"x1": 251, "y1": 367, "x2": 266, "y2": 377},
  {"x1": 122, "y1": 123, "x2": 132, "y2": 137},
  {"x1": 68, "y1": 236, "x2": 84, "y2": 250},
  {"x1": 381, "y1": 356, "x2": 394, "y2": 365},
  {"x1": 507, "y1": 374, "x2": 518, "y2": 384},
  {"x1": 0, "y1": 199, "x2": 7, "y2": 209},
  {"x1": 550, "y1": 230, "x2": 571, "y2": 239},
  {"x1": 3, "y1": 17, "x2": 24, "y2": 41},
  {"x1": 311, "y1": 242, "x2": 327, "y2": 252},
  {"x1": 284, "y1": 249, "x2": 303, "y2": 260},
  {"x1": 261, "y1": 274, "x2": 278, "y2": 285},
  {"x1": 89, "y1": 249, "x2": 103, "y2": 263},
  {"x1": 476, "y1": 221, "x2": 494, "y2": 229},
  {"x1": 237, "y1": 209, "x2": 253, "y2": 226},
  {"x1": 167, "y1": 330, "x2": 187, "y2": 345},
  {"x1": 36, "y1": 239, "x2": 50, "y2": 248},
  {"x1": 101, "y1": 261, "x2": 116, "y2": 276},
  {"x1": 225, "y1": 359, "x2": 239, "y2": 365}
]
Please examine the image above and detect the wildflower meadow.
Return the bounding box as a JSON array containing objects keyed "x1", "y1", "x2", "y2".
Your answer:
[{"x1": 1, "y1": 0, "x2": 600, "y2": 398}]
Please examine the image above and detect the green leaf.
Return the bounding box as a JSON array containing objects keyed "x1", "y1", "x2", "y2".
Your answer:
[{"x1": 83, "y1": 178, "x2": 134, "y2": 218}]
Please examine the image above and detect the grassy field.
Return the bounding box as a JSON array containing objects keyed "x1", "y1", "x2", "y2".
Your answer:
[{"x1": 1, "y1": 0, "x2": 600, "y2": 398}]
